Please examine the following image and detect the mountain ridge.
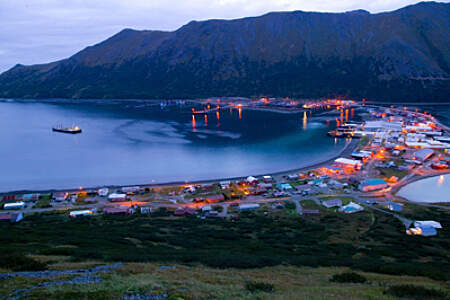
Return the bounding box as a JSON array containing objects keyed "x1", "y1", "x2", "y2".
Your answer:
[{"x1": 0, "y1": 1, "x2": 449, "y2": 101}]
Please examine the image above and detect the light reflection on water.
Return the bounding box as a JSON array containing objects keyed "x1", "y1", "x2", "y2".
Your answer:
[
  {"x1": 398, "y1": 174, "x2": 450, "y2": 203},
  {"x1": 0, "y1": 100, "x2": 347, "y2": 191}
]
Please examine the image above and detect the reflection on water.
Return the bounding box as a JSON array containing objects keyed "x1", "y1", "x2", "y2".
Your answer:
[
  {"x1": 398, "y1": 174, "x2": 450, "y2": 203},
  {"x1": 0, "y1": 99, "x2": 348, "y2": 191},
  {"x1": 302, "y1": 111, "x2": 307, "y2": 130}
]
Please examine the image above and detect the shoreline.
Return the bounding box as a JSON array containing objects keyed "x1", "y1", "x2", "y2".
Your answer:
[{"x1": 0, "y1": 139, "x2": 359, "y2": 195}]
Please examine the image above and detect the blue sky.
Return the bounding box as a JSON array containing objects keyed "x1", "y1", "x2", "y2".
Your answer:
[{"x1": 0, "y1": 0, "x2": 446, "y2": 73}]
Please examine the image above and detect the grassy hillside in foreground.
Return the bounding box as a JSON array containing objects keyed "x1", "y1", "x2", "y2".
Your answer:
[
  {"x1": 0, "y1": 203, "x2": 449, "y2": 283},
  {"x1": 1, "y1": 261, "x2": 449, "y2": 299}
]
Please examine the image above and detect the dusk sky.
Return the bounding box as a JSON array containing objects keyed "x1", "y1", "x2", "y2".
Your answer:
[{"x1": 0, "y1": 0, "x2": 446, "y2": 74}]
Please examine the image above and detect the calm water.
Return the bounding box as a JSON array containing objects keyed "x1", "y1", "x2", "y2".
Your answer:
[
  {"x1": 398, "y1": 174, "x2": 450, "y2": 203},
  {"x1": 0, "y1": 99, "x2": 347, "y2": 192}
]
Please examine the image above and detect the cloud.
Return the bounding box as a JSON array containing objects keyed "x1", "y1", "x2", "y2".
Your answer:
[{"x1": 0, "y1": 0, "x2": 443, "y2": 73}]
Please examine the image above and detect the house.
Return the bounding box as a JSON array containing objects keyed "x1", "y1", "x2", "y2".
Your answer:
[
  {"x1": 302, "y1": 209, "x2": 320, "y2": 216},
  {"x1": 239, "y1": 203, "x2": 260, "y2": 211},
  {"x1": 406, "y1": 226, "x2": 437, "y2": 236},
  {"x1": 351, "y1": 151, "x2": 372, "y2": 160},
  {"x1": 52, "y1": 192, "x2": 68, "y2": 202},
  {"x1": 246, "y1": 176, "x2": 259, "y2": 185},
  {"x1": 205, "y1": 194, "x2": 225, "y2": 203},
  {"x1": 277, "y1": 183, "x2": 293, "y2": 191},
  {"x1": 3, "y1": 202, "x2": 26, "y2": 210},
  {"x1": 318, "y1": 165, "x2": 344, "y2": 176},
  {"x1": 98, "y1": 188, "x2": 109, "y2": 196},
  {"x1": 22, "y1": 193, "x2": 40, "y2": 201},
  {"x1": 108, "y1": 193, "x2": 127, "y2": 202},
  {"x1": 339, "y1": 202, "x2": 364, "y2": 214},
  {"x1": 2, "y1": 195, "x2": 16, "y2": 201},
  {"x1": 248, "y1": 187, "x2": 267, "y2": 195},
  {"x1": 122, "y1": 186, "x2": 141, "y2": 194},
  {"x1": 413, "y1": 148, "x2": 434, "y2": 162},
  {"x1": 219, "y1": 181, "x2": 231, "y2": 189},
  {"x1": 140, "y1": 207, "x2": 152, "y2": 214},
  {"x1": 333, "y1": 158, "x2": 362, "y2": 170},
  {"x1": 322, "y1": 199, "x2": 342, "y2": 208},
  {"x1": 259, "y1": 183, "x2": 273, "y2": 189},
  {"x1": 69, "y1": 210, "x2": 93, "y2": 218},
  {"x1": 183, "y1": 185, "x2": 196, "y2": 193},
  {"x1": 414, "y1": 221, "x2": 442, "y2": 229},
  {"x1": 201, "y1": 205, "x2": 212, "y2": 212},
  {"x1": 359, "y1": 178, "x2": 388, "y2": 192},
  {"x1": 262, "y1": 175, "x2": 273, "y2": 183},
  {"x1": 192, "y1": 197, "x2": 204, "y2": 203},
  {"x1": 387, "y1": 202, "x2": 403, "y2": 212},
  {"x1": 0, "y1": 212, "x2": 23, "y2": 223},
  {"x1": 104, "y1": 207, "x2": 133, "y2": 215}
]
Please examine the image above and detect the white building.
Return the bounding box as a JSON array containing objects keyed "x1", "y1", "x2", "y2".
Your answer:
[
  {"x1": 239, "y1": 203, "x2": 260, "y2": 211},
  {"x1": 3, "y1": 202, "x2": 26, "y2": 210}
]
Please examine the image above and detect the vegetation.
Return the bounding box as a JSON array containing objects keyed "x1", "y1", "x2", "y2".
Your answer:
[
  {"x1": 245, "y1": 281, "x2": 275, "y2": 293},
  {"x1": 330, "y1": 272, "x2": 367, "y2": 283},
  {"x1": 0, "y1": 254, "x2": 47, "y2": 271},
  {"x1": 377, "y1": 168, "x2": 409, "y2": 180},
  {"x1": 0, "y1": 205, "x2": 448, "y2": 282},
  {"x1": 34, "y1": 194, "x2": 52, "y2": 209},
  {"x1": 0, "y1": 263, "x2": 448, "y2": 300},
  {"x1": 384, "y1": 284, "x2": 448, "y2": 300}
]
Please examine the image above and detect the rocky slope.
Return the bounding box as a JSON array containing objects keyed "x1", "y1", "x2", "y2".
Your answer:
[{"x1": 0, "y1": 1, "x2": 449, "y2": 101}]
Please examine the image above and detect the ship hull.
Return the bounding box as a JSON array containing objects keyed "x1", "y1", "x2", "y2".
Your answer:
[{"x1": 52, "y1": 128, "x2": 82, "y2": 134}]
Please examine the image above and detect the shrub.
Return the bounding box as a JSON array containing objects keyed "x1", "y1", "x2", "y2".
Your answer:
[
  {"x1": 384, "y1": 284, "x2": 447, "y2": 300},
  {"x1": 330, "y1": 272, "x2": 367, "y2": 283},
  {"x1": 0, "y1": 254, "x2": 47, "y2": 271},
  {"x1": 245, "y1": 281, "x2": 275, "y2": 293},
  {"x1": 285, "y1": 202, "x2": 296, "y2": 210},
  {"x1": 212, "y1": 205, "x2": 223, "y2": 213}
]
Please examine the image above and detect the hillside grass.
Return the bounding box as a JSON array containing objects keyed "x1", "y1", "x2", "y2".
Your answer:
[
  {"x1": 0, "y1": 204, "x2": 448, "y2": 284},
  {"x1": 1, "y1": 262, "x2": 448, "y2": 300}
]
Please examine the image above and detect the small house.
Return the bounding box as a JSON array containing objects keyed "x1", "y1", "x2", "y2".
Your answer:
[
  {"x1": 69, "y1": 210, "x2": 93, "y2": 218},
  {"x1": 302, "y1": 209, "x2": 320, "y2": 216},
  {"x1": 246, "y1": 176, "x2": 259, "y2": 185},
  {"x1": 22, "y1": 193, "x2": 40, "y2": 201},
  {"x1": 339, "y1": 202, "x2": 364, "y2": 214},
  {"x1": 108, "y1": 193, "x2": 127, "y2": 202},
  {"x1": 205, "y1": 194, "x2": 225, "y2": 203},
  {"x1": 239, "y1": 203, "x2": 260, "y2": 211},
  {"x1": 121, "y1": 186, "x2": 141, "y2": 194},
  {"x1": 53, "y1": 192, "x2": 68, "y2": 202},
  {"x1": 140, "y1": 206, "x2": 152, "y2": 214},
  {"x1": 407, "y1": 226, "x2": 437, "y2": 237},
  {"x1": 3, "y1": 202, "x2": 26, "y2": 210},
  {"x1": 387, "y1": 202, "x2": 403, "y2": 212},
  {"x1": 333, "y1": 158, "x2": 362, "y2": 170},
  {"x1": 359, "y1": 178, "x2": 388, "y2": 192},
  {"x1": 201, "y1": 205, "x2": 212, "y2": 212},
  {"x1": 98, "y1": 188, "x2": 109, "y2": 197},
  {"x1": 262, "y1": 175, "x2": 273, "y2": 183},
  {"x1": 322, "y1": 199, "x2": 342, "y2": 208},
  {"x1": 103, "y1": 207, "x2": 132, "y2": 215},
  {"x1": 413, "y1": 221, "x2": 442, "y2": 229}
]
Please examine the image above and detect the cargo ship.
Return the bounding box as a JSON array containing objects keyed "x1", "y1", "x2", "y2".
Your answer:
[{"x1": 52, "y1": 125, "x2": 82, "y2": 134}]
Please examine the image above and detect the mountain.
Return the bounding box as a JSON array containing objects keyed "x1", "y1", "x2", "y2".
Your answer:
[{"x1": 0, "y1": 2, "x2": 449, "y2": 101}]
